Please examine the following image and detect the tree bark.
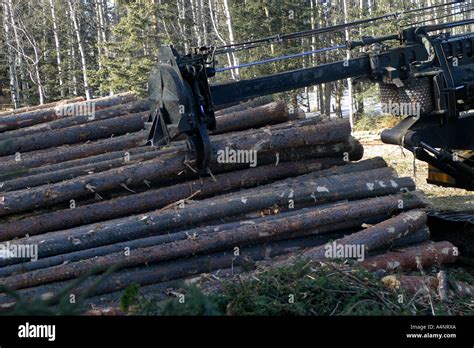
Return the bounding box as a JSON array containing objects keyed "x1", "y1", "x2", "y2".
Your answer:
[
  {"x1": 212, "y1": 102, "x2": 288, "y2": 134},
  {"x1": 0, "y1": 111, "x2": 149, "y2": 155},
  {"x1": 0, "y1": 97, "x2": 84, "y2": 117},
  {"x1": 2, "y1": 0, "x2": 20, "y2": 109},
  {"x1": 0, "y1": 235, "x2": 343, "y2": 304},
  {"x1": 2, "y1": 193, "x2": 425, "y2": 290},
  {"x1": 0, "y1": 92, "x2": 136, "y2": 132},
  {"x1": 0, "y1": 99, "x2": 149, "y2": 140},
  {"x1": 382, "y1": 272, "x2": 474, "y2": 299},
  {"x1": 296, "y1": 210, "x2": 428, "y2": 262},
  {"x1": 49, "y1": 0, "x2": 65, "y2": 98},
  {"x1": 0, "y1": 138, "x2": 360, "y2": 191},
  {"x1": 5, "y1": 176, "x2": 420, "y2": 266},
  {"x1": 0, "y1": 119, "x2": 351, "y2": 216},
  {"x1": 0, "y1": 131, "x2": 147, "y2": 177},
  {"x1": 68, "y1": 0, "x2": 91, "y2": 99},
  {"x1": 361, "y1": 241, "x2": 458, "y2": 272},
  {"x1": 0, "y1": 158, "x2": 387, "y2": 239}
]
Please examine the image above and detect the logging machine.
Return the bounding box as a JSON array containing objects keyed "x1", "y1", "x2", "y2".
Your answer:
[{"x1": 146, "y1": 0, "x2": 474, "y2": 191}]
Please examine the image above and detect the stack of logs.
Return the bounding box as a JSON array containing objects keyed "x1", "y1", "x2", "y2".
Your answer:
[{"x1": 0, "y1": 93, "x2": 467, "y2": 311}]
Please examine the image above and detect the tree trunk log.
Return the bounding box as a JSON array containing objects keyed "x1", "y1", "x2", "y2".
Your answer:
[
  {"x1": 0, "y1": 212, "x2": 379, "y2": 277},
  {"x1": 3, "y1": 171, "x2": 417, "y2": 264},
  {"x1": 0, "y1": 193, "x2": 426, "y2": 289},
  {"x1": 0, "y1": 111, "x2": 149, "y2": 155},
  {"x1": 0, "y1": 93, "x2": 136, "y2": 132},
  {"x1": 0, "y1": 99, "x2": 150, "y2": 140},
  {"x1": 382, "y1": 272, "x2": 474, "y2": 299},
  {"x1": 0, "y1": 157, "x2": 382, "y2": 240},
  {"x1": 0, "y1": 157, "x2": 368, "y2": 239},
  {"x1": 0, "y1": 119, "x2": 351, "y2": 216},
  {"x1": 212, "y1": 102, "x2": 288, "y2": 134},
  {"x1": 0, "y1": 97, "x2": 84, "y2": 117},
  {"x1": 360, "y1": 241, "x2": 458, "y2": 272},
  {"x1": 0, "y1": 131, "x2": 147, "y2": 178},
  {"x1": 0, "y1": 137, "x2": 362, "y2": 192},
  {"x1": 214, "y1": 96, "x2": 274, "y2": 114},
  {"x1": 0, "y1": 234, "x2": 339, "y2": 304},
  {"x1": 295, "y1": 210, "x2": 428, "y2": 262},
  {"x1": 389, "y1": 226, "x2": 431, "y2": 249}
]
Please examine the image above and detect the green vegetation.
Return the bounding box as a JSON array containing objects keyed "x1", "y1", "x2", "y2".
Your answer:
[
  {"x1": 354, "y1": 114, "x2": 402, "y2": 132},
  {"x1": 130, "y1": 261, "x2": 474, "y2": 316}
]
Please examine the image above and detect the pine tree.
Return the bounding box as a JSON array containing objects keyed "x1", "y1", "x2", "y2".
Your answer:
[{"x1": 98, "y1": 1, "x2": 160, "y2": 96}]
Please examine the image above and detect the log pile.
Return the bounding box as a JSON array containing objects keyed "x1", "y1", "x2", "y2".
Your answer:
[{"x1": 0, "y1": 94, "x2": 465, "y2": 310}]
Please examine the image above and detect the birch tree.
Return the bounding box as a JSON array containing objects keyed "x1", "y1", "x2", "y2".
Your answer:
[
  {"x1": 68, "y1": 0, "x2": 91, "y2": 99},
  {"x1": 2, "y1": 0, "x2": 20, "y2": 108},
  {"x1": 49, "y1": 0, "x2": 64, "y2": 97}
]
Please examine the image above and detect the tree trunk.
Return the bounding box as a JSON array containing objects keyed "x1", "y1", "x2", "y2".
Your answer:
[
  {"x1": 343, "y1": 0, "x2": 354, "y2": 128},
  {"x1": 362, "y1": 241, "x2": 458, "y2": 272},
  {"x1": 296, "y1": 210, "x2": 428, "y2": 261},
  {"x1": 0, "y1": 98, "x2": 148, "y2": 140},
  {"x1": 0, "y1": 119, "x2": 352, "y2": 216},
  {"x1": 0, "y1": 158, "x2": 357, "y2": 239},
  {"x1": 0, "y1": 92, "x2": 136, "y2": 132},
  {"x1": 0, "y1": 131, "x2": 147, "y2": 176},
  {"x1": 0, "y1": 111, "x2": 149, "y2": 156},
  {"x1": 68, "y1": 0, "x2": 91, "y2": 99},
  {"x1": 222, "y1": 0, "x2": 239, "y2": 79},
  {"x1": 1, "y1": 193, "x2": 425, "y2": 289},
  {"x1": 2, "y1": 0, "x2": 20, "y2": 109}
]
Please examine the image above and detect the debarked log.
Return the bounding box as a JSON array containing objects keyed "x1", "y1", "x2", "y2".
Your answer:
[
  {"x1": 360, "y1": 241, "x2": 458, "y2": 272},
  {"x1": 0, "y1": 99, "x2": 150, "y2": 141},
  {"x1": 0, "y1": 119, "x2": 351, "y2": 216},
  {"x1": 0, "y1": 193, "x2": 426, "y2": 289},
  {"x1": 294, "y1": 210, "x2": 428, "y2": 262},
  {"x1": 0, "y1": 93, "x2": 136, "y2": 132},
  {"x1": 0, "y1": 111, "x2": 149, "y2": 156},
  {"x1": 3, "y1": 170, "x2": 417, "y2": 264}
]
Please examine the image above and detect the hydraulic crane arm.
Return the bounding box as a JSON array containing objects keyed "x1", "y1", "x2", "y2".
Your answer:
[
  {"x1": 146, "y1": 11, "x2": 474, "y2": 189},
  {"x1": 210, "y1": 57, "x2": 372, "y2": 107}
]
